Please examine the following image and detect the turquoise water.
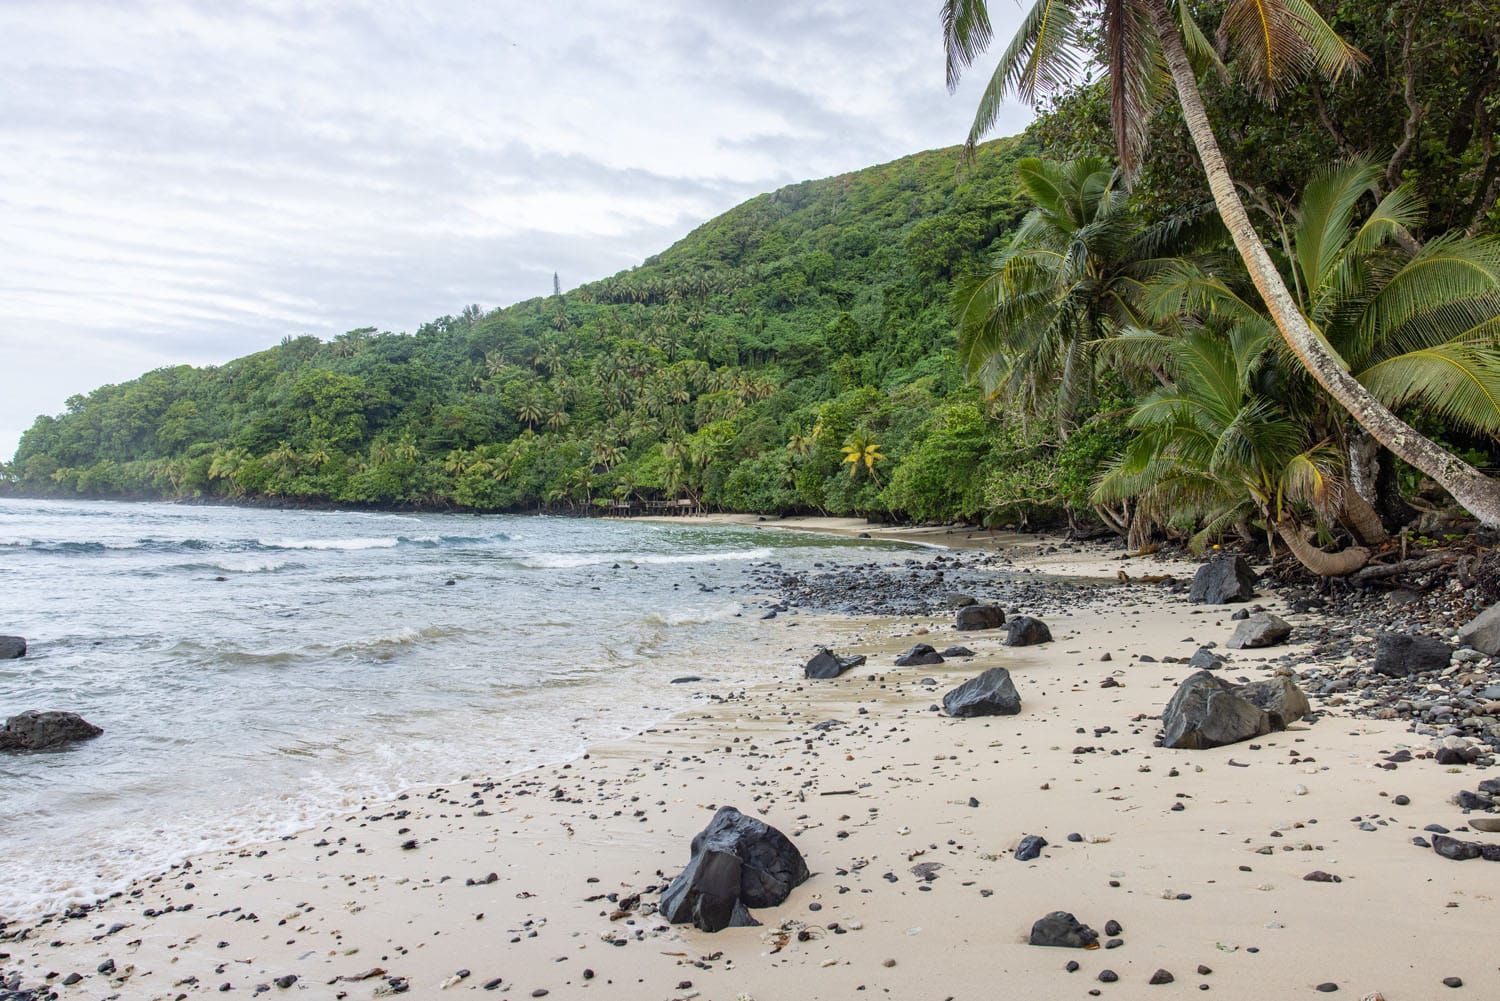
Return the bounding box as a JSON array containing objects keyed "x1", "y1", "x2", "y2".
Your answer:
[{"x1": 0, "y1": 499, "x2": 899, "y2": 921}]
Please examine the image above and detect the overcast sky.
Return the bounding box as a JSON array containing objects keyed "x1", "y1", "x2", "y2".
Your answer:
[{"x1": 0, "y1": 0, "x2": 1032, "y2": 458}]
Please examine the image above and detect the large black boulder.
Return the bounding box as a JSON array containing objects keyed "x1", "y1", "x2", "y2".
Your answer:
[
  {"x1": 1160, "y1": 671, "x2": 1273, "y2": 750},
  {"x1": 1028, "y1": 911, "x2": 1099, "y2": 948},
  {"x1": 894, "y1": 643, "x2": 944, "y2": 667},
  {"x1": 0, "y1": 635, "x2": 26, "y2": 659},
  {"x1": 804, "y1": 648, "x2": 866, "y2": 680},
  {"x1": 955, "y1": 605, "x2": 1005, "y2": 631},
  {"x1": 1226, "y1": 613, "x2": 1292, "y2": 649},
  {"x1": 0, "y1": 710, "x2": 103, "y2": 751},
  {"x1": 1004, "y1": 615, "x2": 1052, "y2": 646},
  {"x1": 1373, "y1": 633, "x2": 1452, "y2": 677},
  {"x1": 1189, "y1": 556, "x2": 1256, "y2": 604},
  {"x1": 942, "y1": 667, "x2": 1022, "y2": 718},
  {"x1": 660, "y1": 806, "x2": 809, "y2": 933}
]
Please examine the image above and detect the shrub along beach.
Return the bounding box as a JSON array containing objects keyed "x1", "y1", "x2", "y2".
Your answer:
[{"x1": 4, "y1": 0, "x2": 1500, "y2": 999}]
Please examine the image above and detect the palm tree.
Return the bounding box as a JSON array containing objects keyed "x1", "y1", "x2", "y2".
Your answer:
[
  {"x1": 958, "y1": 155, "x2": 1210, "y2": 433},
  {"x1": 942, "y1": 0, "x2": 1500, "y2": 524},
  {"x1": 516, "y1": 392, "x2": 545, "y2": 429},
  {"x1": 1095, "y1": 325, "x2": 1370, "y2": 575},
  {"x1": 841, "y1": 432, "x2": 886, "y2": 483}
]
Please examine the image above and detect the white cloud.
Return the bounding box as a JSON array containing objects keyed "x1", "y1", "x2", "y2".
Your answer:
[{"x1": 0, "y1": 0, "x2": 1033, "y2": 457}]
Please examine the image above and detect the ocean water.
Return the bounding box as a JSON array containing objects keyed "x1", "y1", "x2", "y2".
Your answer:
[{"x1": 0, "y1": 499, "x2": 902, "y2": 922}]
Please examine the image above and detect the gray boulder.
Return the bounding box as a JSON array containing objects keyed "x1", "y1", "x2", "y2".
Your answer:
[
  {"x1": 1161, "y1": 671, "x2": 1274, "y2": 750},
  {"x1": 894, "y1": 643, "x2": 944, "y2": 667},
  {"x1": 804, "y1": 648, "x2": 866, "y2": 680},
  {"x1": 1373, "y1": 633, "x2": 1452, "y2": 677},
  {"x1": 1189, "y1": 555, "x2": 1256, "y2": 604},
  {"x1": 1188, "y1": 647, "x2": 1226, "y2": 670},
  {"x1": 955, "y1": 605, "x2": 1005, "y2": 631},
  {"x1": 660, "y1": 806, "x2": 809, "y2": 932},
  {"x1": 1004, "y1": 615, "x2": 1052, "y2": 647},
  {"x1": 1233, "y1": 676, "x2": 1311, "y2": 728},
  {"x1": 1458, "y1": 603, "x2": 1500, "y2": 656},
  {"x1": 942, "y1": 667, "x2": 1022, "y2": 718},
  {"x1": 940, "y1": 645, "x2": 976, "y2": 658},
  {"x1": 0, "y1": 636, "x2": 25, "y2": 659},
  {"x1": 1227, "y1": 613, "x2": 1292, "y2": 649},
  {"x1": 1028, "y1": 911, "x2": 1098, "y2": 948},
  {"x1": 0, "y1": 710, "x2": 103, "y2": 751}
]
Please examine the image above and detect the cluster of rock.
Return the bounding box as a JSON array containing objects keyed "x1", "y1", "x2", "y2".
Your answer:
[
  {"x1": 1160, "y1": 671, "x2": 1310, "y2": 750},
  {"x1": 659, "y1": 806, "x2": 809, "y2": 932}
]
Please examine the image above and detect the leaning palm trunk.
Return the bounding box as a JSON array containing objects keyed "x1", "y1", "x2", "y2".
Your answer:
[
  {"x1": 1275, "y1": 519, "x2": 1371, "y2": 577},
  {"x1": 1340, "y1": 490, "x2": 1389, "y2": 546},
  {"x1": 1142, "y1": 0, "x2": 1500, "y2": 528}
]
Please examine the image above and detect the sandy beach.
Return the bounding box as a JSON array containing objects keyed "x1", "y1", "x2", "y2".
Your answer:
[{"x1": 3, "y1": 523, "x2": 1495, "y2": 1001}]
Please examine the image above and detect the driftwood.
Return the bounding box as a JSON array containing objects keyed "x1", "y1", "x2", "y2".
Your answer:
[
  {"x1": 1351, "y1": 550, "x2": 1464, "y2": 582},
  {"x1": 1116, "y1": 569, "x2": 1176, "y2": 585}
]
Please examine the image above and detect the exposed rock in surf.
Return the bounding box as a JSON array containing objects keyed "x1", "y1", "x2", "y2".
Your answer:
[
  {"x1": 955, "y1": 605, "x2": 1005, "y2": 631},
  {"x1": 659, "y1": 806, "x2": 809, "y2": 932},
  {"x1": 1189, "y1": 555, "x2": 1256, "y2": 604},
  {"x1": 1004, "y1": 615, "x2": 1052, "y2": 646},
  {"x1": 1161, "y1": 671, "x2": 1274, "y2": 750},
  {"x1": 804, "y1": 648, "x2": 865, "y2": 679},
  {"x1": 942, "y1": 667, "x2": 1022, "y2": 718},
  {"x1": 0, "y1": 710, "x2": 103, "y2": 751},
  {"x1": 894, "y1": 643, "x2": 944, "y2": 667},
  {"x1": 1227, "y1": 612, "x2": 1292, "y2": 649},
  {"x1": 0, "y1": 635, "x2": 25, "y2": 659}
]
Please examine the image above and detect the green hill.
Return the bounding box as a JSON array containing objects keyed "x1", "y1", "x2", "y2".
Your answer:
[{"x1": 7, "y1": 134, "x2": 1100, "y2": 523}]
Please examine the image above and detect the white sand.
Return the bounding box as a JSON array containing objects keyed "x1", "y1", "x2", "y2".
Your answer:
[{"x1": 3, "y1": 530, "x2": 1493, "y2": 1000}]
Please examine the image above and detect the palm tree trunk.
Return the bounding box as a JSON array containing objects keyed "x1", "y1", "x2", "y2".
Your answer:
[
  {"x1": 1143, "y1": 0, "x2": 1500, "y2": 528},
  {"x1": 1275, "y1": 519, "x2": 1371, "y2": 577},
  {"x1": 1341, "y1": 489, "x2": 1389, "y2": 546}
]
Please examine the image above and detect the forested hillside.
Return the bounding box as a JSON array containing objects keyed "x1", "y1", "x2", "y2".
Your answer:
[
  {"x1": 6, "y1": 135, "x2": 1098, "y2": 522},
  {"x1": 7, "y1": 0, "x2": 1498, "y2": 546}
]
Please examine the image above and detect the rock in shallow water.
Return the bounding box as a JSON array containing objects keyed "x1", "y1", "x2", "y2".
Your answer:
[
  {"x1": 804, "y1": 648, "x2": 866, "y2": 680},
  {"x1": 660, "y1": 806, "x2": 809, "y2": 932},
  {"x1": 0, "y1": 710, "x2": 103, "y2": 751},
  {"x1": 0, "y1": 635, "x2": 26, "y2": 659},
  {"x1": 1189, "y1": 555, "x2": 1255, "y2": 604},
  {"x1": 942, "y1": 667, "x2": 1022, "y2": 718}
]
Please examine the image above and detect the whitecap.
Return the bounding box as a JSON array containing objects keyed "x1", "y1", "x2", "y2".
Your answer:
[
  {"x1": 520, "y1": 547, "x2": 772, "y2": 569},
  {"x1": 258, "y1": 537, "x2": 399, "y2": 551}
]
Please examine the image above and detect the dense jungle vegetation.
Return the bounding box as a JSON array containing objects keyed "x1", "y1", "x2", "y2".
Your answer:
[{"x1": 6, "y1": 0, "x2": 1498, "y2": 570}]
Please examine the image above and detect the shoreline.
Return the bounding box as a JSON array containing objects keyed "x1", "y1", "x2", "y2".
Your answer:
[{"x1": 4, "y1": 538, "x2": 1497, "y2": 1000}]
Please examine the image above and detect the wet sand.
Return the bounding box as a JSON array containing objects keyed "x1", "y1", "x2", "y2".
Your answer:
[{"x1": 3, "y1": 541, "x2": 1495, "y2": 1000}]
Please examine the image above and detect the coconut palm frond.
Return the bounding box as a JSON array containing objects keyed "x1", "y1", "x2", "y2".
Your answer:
[{"x1": 1358, "y1": 342, "x2": 1500, "y2": 436}]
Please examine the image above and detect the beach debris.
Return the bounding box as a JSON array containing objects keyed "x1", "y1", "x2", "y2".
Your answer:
[
  {"x1": 1028, "y1": 911, "x2": 1098, "y2": 948},
  {"x1": 1189, "y1": 555, "x2": 1256, "y2": 604},
  {"x1": 804, "y1": 648, "x2": 865, "y2": 679},
  {"x1": 941, "y1": 668, "x2": 1022, "y2": 718},
  {"x1": 660, "y1": 806, "x2": 809, "y2": 933},
  {"x1": 1226, "y1": 613, "x2": 1292, "y2": 649},
  {"x1": 955, "y1": 604, "x2": 1005, "y2": 631},
  {"x1": 1004, "y1": 615, "x2": 1052, "y2": 646},
  {"x1": 0, "y1": 709, "x2": 103, "y2": 751}
]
